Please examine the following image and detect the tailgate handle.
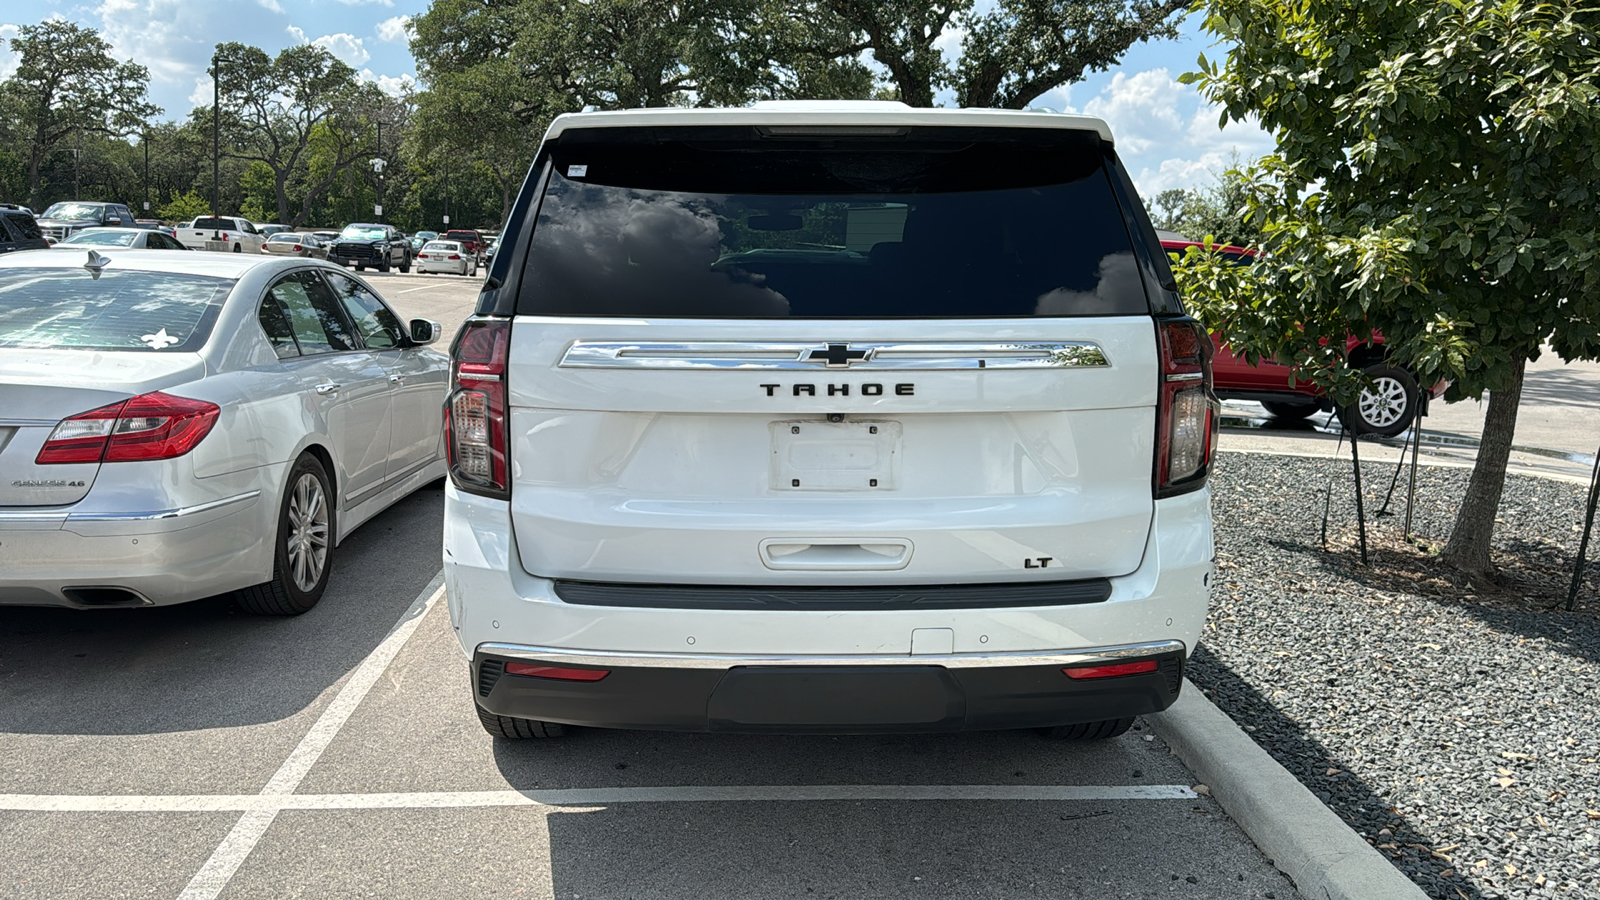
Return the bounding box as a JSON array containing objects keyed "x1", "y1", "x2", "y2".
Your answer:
[{"x1": 760, "y1": 539, "x2": 912, "y2": 571}]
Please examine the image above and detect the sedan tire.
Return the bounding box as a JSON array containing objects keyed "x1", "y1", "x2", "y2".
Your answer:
[{"x1": 236, "y1": 453, "x2": 335, "y2": 616}]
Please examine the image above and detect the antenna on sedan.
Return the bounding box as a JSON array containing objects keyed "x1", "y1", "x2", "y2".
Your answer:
[{"x1": 83, "y1": 251, "x2": 111, "y2": 278}]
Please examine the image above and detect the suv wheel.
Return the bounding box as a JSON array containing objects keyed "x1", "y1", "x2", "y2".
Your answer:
[
  {"x1": 236, "y1": 453, "x2": 335, "y2": 615},
  {"x1": 476, "y1": 704, "x2": 568, "y2": 739},
  {"x1": 232, "y1": 243, "x2": 242, "y2": 253},
  {"x1": 1036, "y1": 717, "x2": 1135, "y2": 740},
  {"x1": 1338, "y1": 363, "x2": 1419, "y2": 438},
  {"x1": 1261, "y1": 401, "x2": 1318, "y2": 421},
  {"x1": 399, "y1": 254, "x2": 411, "y2": 274}
]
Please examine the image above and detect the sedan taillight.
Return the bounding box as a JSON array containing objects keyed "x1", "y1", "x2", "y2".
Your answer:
[
  {"x1": 37, "y1": 392, "x2": 221, "y2": 464},
  {"x1": 446, "y1": 318, "x2": 511, "y2": 498},
  {"x1": 1154, "y1": 319, "x2": 1217, "y2": 497}
]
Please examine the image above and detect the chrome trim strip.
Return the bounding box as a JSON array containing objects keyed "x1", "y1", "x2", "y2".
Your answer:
[
  {"x1": 4, "y1": 490, "x2": 265, "y2": 524},
  {"x1": 559, "y1": 341, "x2": 1110, "y2": 371},
  {"x1": 0, "y1": 418, "x2": 58, "y2": 427},
  {"x1": 477, "y1": 639, "x2": 1184, "y2": 670},
  {"x1": 345, "y1": 458, "x2": 438, "y2": 506},
  {"x1": 1164, "y1": 372, "x2": 1204, "y2": 383}
]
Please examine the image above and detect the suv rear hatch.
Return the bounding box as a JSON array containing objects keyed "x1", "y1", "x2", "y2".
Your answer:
[{"x1": 484, "y1": 122, "x2": 1198, "y2": 585}]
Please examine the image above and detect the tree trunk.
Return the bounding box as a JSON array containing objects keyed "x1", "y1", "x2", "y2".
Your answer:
[
  {"x1": 1440, "y1": 356, "x2": 1526, "y2": 578},
  {"x1": 27, "y1": 148, "x2": 42, "y2": 211},
  {"x1": 275, "y1": 169, "x2": 292, "y2": 227}
]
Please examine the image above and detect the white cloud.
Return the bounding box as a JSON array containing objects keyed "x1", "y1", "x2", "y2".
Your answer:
[
  {"x1": 933, "y1": 26, "x2": 965, "y2": 65},
  {"x1": 93, "y1": 0, "x2": 196, "y2": 89},
  {"x1": 1066, "y1": 67, "x2": 1273, "y2": 195},
  {"x1": 360, "y1": 68, "x2": 415, "y2": 97},
  {"x1": 312, "y1": 32, "x2": 369, "y2": 67},
  {"x1": 375, "y1": 15, "x2": 410, "y2": 43},
  {"x1": 286, "y1": 25, "x2": 306, "y2": 44},
  {"x1": 0, "y1": 25, "x2": 21, "y2": 81},
  {"x1": 188, "y1": 73, "x2": 213, "y2": 107},
  {"x1": 337, "y1": 0, "x2": 393, "y2": 6},
  {"x1": 257, "y1": 0, "x2": 283, "y2": 12}
]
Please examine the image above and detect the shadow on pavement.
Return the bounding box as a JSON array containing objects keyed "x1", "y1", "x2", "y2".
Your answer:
[{"x1": 0, "y1": 487, "x2": 443, "y2": 736}]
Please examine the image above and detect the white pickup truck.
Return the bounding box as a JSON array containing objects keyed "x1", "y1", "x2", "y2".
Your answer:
[{"x1": 178, "y1": 216, "x2": 267, "y2": 253}]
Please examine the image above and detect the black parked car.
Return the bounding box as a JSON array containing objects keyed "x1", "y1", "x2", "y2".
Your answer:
[
  {"x1": 35, "y1": 201, "x2": 137, "y2": 243},
  {"x1": 328, "y1": 222, "x2": 411, "y2": 273},
  {"x1": 0, "y1": 204, "x2": 50, "y2": 253}
]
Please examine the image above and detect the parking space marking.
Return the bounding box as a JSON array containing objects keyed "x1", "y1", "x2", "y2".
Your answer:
[
  {"x1": 0, "y1": 783, "x2": 1198, "y2": 813},
  {"x1": 396, "y1": 284, "x2": 446, "y2": 294},
  {"x1": 176, "y1": 573, "x2": 446, "y2": 900}
]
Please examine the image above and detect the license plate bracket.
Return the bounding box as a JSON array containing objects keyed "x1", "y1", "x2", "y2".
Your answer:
[{"x1": 770, "y1": 420, "x2": 900, "y2": 491}]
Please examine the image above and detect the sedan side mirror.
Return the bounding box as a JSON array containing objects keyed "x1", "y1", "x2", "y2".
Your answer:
[{"x1": 409, "y1": 319, "x2": 442, "y2": 346}]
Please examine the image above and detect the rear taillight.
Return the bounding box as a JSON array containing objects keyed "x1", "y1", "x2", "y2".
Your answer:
[
  {"x1": 446, "y1": 318, "x2": 511, "y2": 497},
  {"x1": 1154, "y1": 318, "x2": 1217, "y2": 497},
  {"x1": 447, "y1": 254, "x2": 461, "y2": 260},
  {"x1": 37, "y1": 392, "x2": 220, "y2": 465}
]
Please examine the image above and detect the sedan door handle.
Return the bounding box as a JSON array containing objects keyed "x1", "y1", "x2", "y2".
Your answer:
[
  {"x1": 314, "y1": 383, "x2": 341, "y2": 395},
  {"x1": 388, "y1": 374, "x2": 404, "y2": 385}
]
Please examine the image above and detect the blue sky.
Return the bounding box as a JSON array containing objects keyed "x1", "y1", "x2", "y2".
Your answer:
[{"x1": 0, "y1": 1, "x2": 1271, "y2": 195}]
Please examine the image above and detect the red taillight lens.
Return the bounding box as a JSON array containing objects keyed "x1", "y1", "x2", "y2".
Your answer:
[
  {"x1": 37, "y1": 392, "x2": 220, "y2": 465},
  {"x1": 292, "y1": 244, "x2": 302, "y2": 251},
  {"x1": 447, "y1": 254, "x2": 461, "y2": 260},
  {"x1": 446, "y1": 318, "x2": 511, "y2": 497},
  {"x1": 504, "y1": 662, "x2": 610, "y2": 682},
  {"x1": 1155, "y1": 319, "x2": 1217, "y2": 497},
  {"x1": 1062, "y1": 660, "x2": 1159, "y2": 680}
]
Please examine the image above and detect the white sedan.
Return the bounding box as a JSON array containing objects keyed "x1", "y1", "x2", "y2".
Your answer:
[
  {"x1": 415, "y1": 240, "x2": 479, "y2": 276},
  {"x1": 53, "y1": 227, "x2": 190, "y2": 251},
  {"x1": 0, "y1": 250, "x2": 448, "y2": 614}
]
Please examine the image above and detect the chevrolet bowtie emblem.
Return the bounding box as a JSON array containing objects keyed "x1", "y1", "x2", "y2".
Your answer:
[{"x1": 804, "y1": 343, "x2": 872, "y2": 367}]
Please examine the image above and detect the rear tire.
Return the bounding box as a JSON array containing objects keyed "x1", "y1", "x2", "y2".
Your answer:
[
  {"x1": 232, "y1": 243, "x2": 242, "y2": 253},
  {"x1": 356, "y1": 264, "x2": 365, "y2": 271},
  {"x1": 1036, "y1": 717, "x2": 1135, "y2": 740},
  {"x1": 1337, "y1": 363, "x2": 1420, "y2": 438},
  {"x1": 1261, "y1": 401, "x2": 1318, "y2": 421},
  {"x1": 236, "y1": 453, "x2": 335, "y2": 616},
  {"x1": 476, "y1": 704, "x2": 568, "y2": 739},
  {"x1": 399, "y1": 255, "x2": 410, "y2": 274}
]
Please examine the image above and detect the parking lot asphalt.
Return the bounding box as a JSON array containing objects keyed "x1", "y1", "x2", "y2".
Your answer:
[{"x1": 1, "y1": 476, "x2": 1301, "y2": 899}]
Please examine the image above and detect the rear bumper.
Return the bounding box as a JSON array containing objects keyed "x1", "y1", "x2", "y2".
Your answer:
[
  {"x1": 0, "y1": 489, "x2": 273, "y2": 608},
  {"x1": 473, "y1": 642, "x2": 1184, "y2": 733}
]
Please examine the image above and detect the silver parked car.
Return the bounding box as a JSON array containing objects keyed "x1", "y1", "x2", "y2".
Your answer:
[
  {"x1": 263, "y1": 232, "x2": 329, "y2": 260},
  {"x1": 53, "y1": 227, "x2": 189, "y2": 251},
  {"x1": 0, "y1": 250, "x2": 448, "y2": 614}
]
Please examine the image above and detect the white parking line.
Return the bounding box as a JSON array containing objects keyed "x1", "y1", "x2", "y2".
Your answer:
[
  {"x1": 396, "y1": 284, "x2": 443, "y2": 294},
  {"x1": 175, "y1": 573, "x2": 446, "y2": 900},
  {"x1": 0, "y1": 783, "x2": 1198, "y2": 813}
]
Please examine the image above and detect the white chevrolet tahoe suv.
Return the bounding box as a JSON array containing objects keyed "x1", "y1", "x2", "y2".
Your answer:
[{"x1": 443, "y1": 102, "x2": 1217, "y2": 740}]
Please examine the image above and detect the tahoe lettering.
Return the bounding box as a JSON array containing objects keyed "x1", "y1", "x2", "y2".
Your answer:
[{"x1": 760, "y1": 383, "x2": 915, "y2": 397}]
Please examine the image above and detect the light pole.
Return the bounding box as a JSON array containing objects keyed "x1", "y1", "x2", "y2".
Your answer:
[
  {"x1": 371, "y1": 119, "x2": 389, "y2": 223},
  {"x1": 142, "y1": 131, "x2": 150, "y2": 218},
  {"x1": 211, "y1": 52, "x2": 221, "y2": 239},
  {"x1": 442, "y1": 169, "x2": 450, "y2": 230}
]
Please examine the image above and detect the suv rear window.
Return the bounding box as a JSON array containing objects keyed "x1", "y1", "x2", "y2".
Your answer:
[
  {"x1": 5, "y1": 213, "x2": 44, "y2": 242},
  {"x1": 517, "y1": 126, "x2": 1147, "y2": 319}
]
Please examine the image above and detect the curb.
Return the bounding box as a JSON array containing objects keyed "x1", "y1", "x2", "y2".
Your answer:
[{"x1": 1147, "y1": 679, "x2": 1430, "y2": 900}]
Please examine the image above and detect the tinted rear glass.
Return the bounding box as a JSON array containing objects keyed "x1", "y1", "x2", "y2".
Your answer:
[
  {"x1": 517, "y1": 126, "x2": 1147, "y2": 318},
  {"x1": 5, "y1": 213, "x2": 44, "y2": 242},
  {"x1": 0, "y1": 268, "x2": 233, "y2": 351}
]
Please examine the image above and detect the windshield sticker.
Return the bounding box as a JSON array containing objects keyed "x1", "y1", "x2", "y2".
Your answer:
[
  {"x1": 141, "y1": 328, "x2": 180, "y2": 350},
  {"x1": 567, "y1": 164, "x2": 588, "y2": 178}
]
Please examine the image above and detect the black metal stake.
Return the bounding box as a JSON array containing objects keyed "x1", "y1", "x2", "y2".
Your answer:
[
  {"x1": 1403, "y1": 413, "x2": 1423, "y2": 541},
  {"x1": 1378, "y1": 442, "x2": 1408, "y2": 517},
  {"x1": 1321, "y1": 425, "x2": 1348, "y2": 550},
  {"x1": 1567, "y1": 440, "x2": 1600, "y2": 612},
  {"x1": 1351, "y1": 433, "x2": 1370, "y2": 566}
]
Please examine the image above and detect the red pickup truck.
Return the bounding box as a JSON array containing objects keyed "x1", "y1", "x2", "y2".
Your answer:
[
  {"x1": 1163, "y1": 239, "x2": 1444, "y2": 437},
  {"x1": 445, "y1": 229, "x2": 486, "y2": 264}
]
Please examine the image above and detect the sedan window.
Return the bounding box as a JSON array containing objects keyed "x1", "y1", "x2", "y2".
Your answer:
[
  {"x1": 0, "y1": 269, "x2": 233, "y2": 351},
  {"x1": 265, "y1": 270, "x2": 358, "y2": 355},
  {"x1": 61, "y1": 230, "x2": 139, "y2": 247},
  {"x1": 323, "y1": 271, "x2": 405, "y2": 350},
  {"x1": 257, "y1": 295, "x2": 299, "y2": 358}
]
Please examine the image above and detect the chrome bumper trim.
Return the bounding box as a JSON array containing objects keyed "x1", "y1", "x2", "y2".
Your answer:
[
  {"x1": 476, "y1": 639, "x2": 1186, "y2": 670},
  {"x1": 559, "y1": 340, "x2": 1111, "y2": 371},
  {"x1": 0, "y1": 490, "x2": 262, "y2": 525}
]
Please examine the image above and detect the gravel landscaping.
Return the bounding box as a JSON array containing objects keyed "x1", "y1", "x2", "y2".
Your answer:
[{"x1": 1196, "y1": 449, "x2": 1600, "y2": 900}]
